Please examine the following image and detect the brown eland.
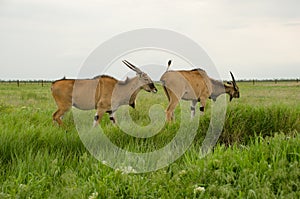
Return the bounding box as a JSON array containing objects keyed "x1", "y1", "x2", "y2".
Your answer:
[
  {"x1": 51, "y1": 60, "x2": 157, "y2": 126},
  {"x1": 160, "y1": 60, "x2": 239, "y2": 122}
]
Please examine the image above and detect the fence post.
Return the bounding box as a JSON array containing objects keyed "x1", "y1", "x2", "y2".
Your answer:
[
  {"x1": 41, "y1": 80, "x2": 44, "y2": 87},
  {"x1": 275, "y1": 79, "x2": 277, "y2": 84},
  {"x1": 17, "y1": 80, "x2": 20, "y2": 87},
  {"x1": 252, "y1": 79, "x2": 255, "y2": 85}
]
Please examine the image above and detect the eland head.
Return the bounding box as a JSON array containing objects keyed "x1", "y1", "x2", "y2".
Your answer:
[
  {"x1": 225, "y1": 72, "x2": 240, "y2": 101},
  {"x1": 122, "y1": 60, "x2": 157, "y2": 93}
]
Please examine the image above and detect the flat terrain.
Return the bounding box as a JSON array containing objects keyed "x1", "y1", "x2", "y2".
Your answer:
[{"x1": 0, "y1": 81, "x2": 299, "y2": 198}]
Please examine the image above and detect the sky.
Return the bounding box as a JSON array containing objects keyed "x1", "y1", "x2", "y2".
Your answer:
[{"x1": 0, "y1": 0, "x2": 299, "y2": 80}]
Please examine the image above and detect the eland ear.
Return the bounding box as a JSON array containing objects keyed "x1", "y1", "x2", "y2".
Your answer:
[
  {"x1": 224, "y1": 82, "x2": 231, "y2": 87},
  {"x1": 137, "y1": 73, "x2": 143, "y2": 78}
]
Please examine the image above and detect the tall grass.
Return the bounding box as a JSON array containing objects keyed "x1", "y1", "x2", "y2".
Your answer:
[
  {"x1": 0, "y1": 81, "x2": 299, "y2": 198},
  {"x1": 219, "y1": 104, "x2": 300, "y2": 145}
]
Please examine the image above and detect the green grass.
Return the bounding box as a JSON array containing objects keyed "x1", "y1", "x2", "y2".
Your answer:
[{"x1": 0, "y1": 81, "x2": 299, "y2": 198}]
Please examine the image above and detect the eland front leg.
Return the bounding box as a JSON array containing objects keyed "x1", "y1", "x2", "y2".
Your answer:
[
  {"x1": 93, "y1": 109, "x2": 106, "y2": 127},
  {"x1": 199, "y1": 97, "x2": 207, "y2": 115},
  {"x1": 108, "y1": 111, "x2": 116, "y2": 124},
  {"x1": 190, "y1": 100, "x2": 197, "y2": 119}
]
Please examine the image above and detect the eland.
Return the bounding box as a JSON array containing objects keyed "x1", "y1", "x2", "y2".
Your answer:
[
  {"x1": 160, "y1": 60, "x2": 239, "y2": 122},
  {"x1": 51, "y1": 60, "x2": 157, "y2": 126}
]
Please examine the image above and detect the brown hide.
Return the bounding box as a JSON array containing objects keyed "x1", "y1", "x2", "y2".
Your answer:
[
  {"x1": 51, "y1": 79, "x2": 75, "y2": 125},
  {"x1": 52, "y1": 74, "x2": 157, "y2": 126},
  {"x1": 160, "y1": 69, "x2": 212, "y2": 121},
  {"x1": 51, "y1": 76, "x2": 118, "y2": 125},
  {"x1": 73, "y1": 78, "x2": 104, "y2": 110},
  {"x1": 161, "y1": 69, "x2": 212, "y2": 101},
  {"x1": 161, "y1": 68, "x2": 239, "y2": 122},
  {"x1": 52, "y1": 60, "x2": 157, "y2": 126}
]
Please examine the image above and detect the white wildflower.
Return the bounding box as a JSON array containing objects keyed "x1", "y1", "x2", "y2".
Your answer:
[
  {"x1": 194, "y1": 186, "x2": 205, "y2": 194},
  {"x1": 115, "y1": 168, "x2": 121, "y2": 174},
  {"x1": 101, "y1": 160, "x2": 107, "y2": 165},
  {"x1": 178, "y1": 170, "x2": 187, "y2": 176},
  {"x1": 121, "y1": 166, "x2": 137, "y2": 174},
  {"x1": 88, "y1": 192, "x2": 99, "y2": 199},
  {"x1": 19, "y1": 184, "x2": 27, "y2": 189}
]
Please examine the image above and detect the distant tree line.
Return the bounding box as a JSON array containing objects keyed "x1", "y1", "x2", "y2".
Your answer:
[
  {"x1": 0, "y1": 78, "x2": 299, "y2": 87},
  {"x1": 238, "y1": 78, "x2": 299, "y2": 85},
  {"x1": 238, "y1": 78, "x2": 299, "y2": 82},
  {"x1": 0, "y1": 80, "x2": 53, "y2": 87}
]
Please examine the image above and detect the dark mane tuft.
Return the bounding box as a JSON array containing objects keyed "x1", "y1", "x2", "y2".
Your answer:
[
  {"x1": 93, "y1": 75, "x2": 117, "y2": 80},
  {"x1": 52, "y1": 76, "x2": 69, "y2": 84},
  {"x1": 191, "y1": 68, "x2": 205, "y2": 72},
  {"x1": 118, "y1": 77, "x2": 131, "y2": 85}
]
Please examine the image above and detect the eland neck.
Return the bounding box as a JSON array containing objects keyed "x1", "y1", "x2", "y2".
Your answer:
[
  {"x1": 210, "y1": 78, "x2": 228, "y2": 100},
  {"x1": 111, "y1": 76, "x2": 142, "y2": 109}
]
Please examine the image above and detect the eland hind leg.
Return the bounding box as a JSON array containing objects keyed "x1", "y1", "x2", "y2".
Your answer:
[
  {"x1": 164, "y1": 88, "x2": 180, "y2": 122},
  {"x1": 53, "y1": 108, "x2": 69, "y2": 126},
  {"x1": 52, "y1": 99, "x2": 72, "y2": 126}
]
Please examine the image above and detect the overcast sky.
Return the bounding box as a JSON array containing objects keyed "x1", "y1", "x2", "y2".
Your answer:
[{"x1": 0, "y1": 0, "x2": 299, "y2": 80}]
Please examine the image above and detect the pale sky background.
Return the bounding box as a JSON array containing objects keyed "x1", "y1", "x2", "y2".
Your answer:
[{"x1": 0, "y1": 0, "x2": 299, "y2": 80}]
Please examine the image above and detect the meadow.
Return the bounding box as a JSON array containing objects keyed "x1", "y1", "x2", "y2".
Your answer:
[{"x1": 0, "y1": 81, "x2": 299, "y2": 198}]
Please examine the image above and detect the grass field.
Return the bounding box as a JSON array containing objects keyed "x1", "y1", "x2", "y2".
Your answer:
[{"x1": 0, "y1": 81, "x2": 299, "y2": 198}]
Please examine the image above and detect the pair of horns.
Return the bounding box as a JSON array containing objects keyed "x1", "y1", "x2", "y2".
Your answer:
[
  {"x1": 230, "y1": 71, "x2": 238, "y2": 90},
  {"x1": 122, "y1": 60, "x2": 142, "y2": 74}
]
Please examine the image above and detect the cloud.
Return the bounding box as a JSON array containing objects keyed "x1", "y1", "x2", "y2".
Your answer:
[{"x1": 0, "y1": 0, "x2": 299, "y2": 80}]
